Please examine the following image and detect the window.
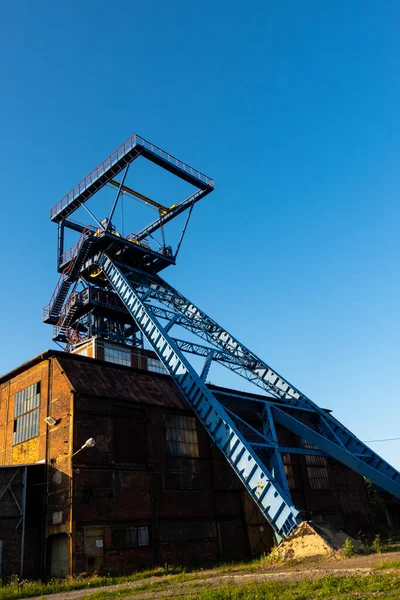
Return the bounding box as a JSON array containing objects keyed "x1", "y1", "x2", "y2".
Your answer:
[
  {"x1": 13, "y1": 382, "x2": 41, "y2": 445},
  {"x1": 282, "y1": 454, "x2": 296, "y2": 490},
  {"x1": 165, "y1": 415, "x2": 199, "y2": 457},
  {"x1": 304, "y1": 441, "x2": 330, "y2": 490},
  {"x1": 159, "y1": 520, "x2": 217, "y2": 543},
  {"x1": 113, "y1": 414, "x2": 147, "y2": 465},
  {"x1": 164, "y1": 415, "x2": 200, "y2": 490},
  {"x1": 104, "y1": 346, "x2": 131, "y2": 367},
  {"x1": 112, "y1": 525, "x2": 151, "y2": 548},
  {"x1": 147, "y1": 357, "x2": 168, "y2": 374}
]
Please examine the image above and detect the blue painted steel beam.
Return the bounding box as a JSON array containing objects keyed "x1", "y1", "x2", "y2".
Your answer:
[
  {"x1": 128, "y1": 272, "x2": 400, "y2": 498},
  {"x1": 278, "y1": 447, "x2": 328, "y2": 457},
  {"x1": 97, "y1": 253, "x2": 301, "y2": 539},
  {"x1": 262, "y1": 406, "x2": 291, "y2": 498},
  {"x1": 272, "y1": 407, "x2": 400, "y2": 497}
]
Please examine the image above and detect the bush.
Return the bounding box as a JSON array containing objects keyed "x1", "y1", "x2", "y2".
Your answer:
[
  {"x1": 372, "y1": 534, "x2": 382, "y2": 554},
  {"x1": 342, "y1": 538, "x2": 356, "y2": 558}
]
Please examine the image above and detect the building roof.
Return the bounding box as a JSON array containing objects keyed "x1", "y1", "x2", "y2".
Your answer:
[
  {"x1": 57, "y1": 353, "x2": 189, "y2": 409},
  {"x1": 0, "y1": 348, "x2": 274, "y2": 411}
]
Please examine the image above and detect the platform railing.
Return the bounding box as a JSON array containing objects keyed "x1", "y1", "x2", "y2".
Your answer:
[
  {"x1": 135, "y1": 135, "x2": 215, "y2": 188},
  {"x1": 59, "y1": 226, "x2": 91, "y2": 267},
  {"x1": 50, "y1": 134, "x2": 214, "y2": 220}
]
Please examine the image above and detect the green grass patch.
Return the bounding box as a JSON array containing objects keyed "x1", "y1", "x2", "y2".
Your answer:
[
  {"x1": 0, "y1": 566, "x2": 190, "y2": 600},
  {"x1": 86, "y1": 573, "x2": 400, "y2": 600},
  {"x1": 0, "y1": 554, "x2": 280, "y2": 600},
  {"x1": 375, "y1": 559, "x2": 400, "y2": 570}
]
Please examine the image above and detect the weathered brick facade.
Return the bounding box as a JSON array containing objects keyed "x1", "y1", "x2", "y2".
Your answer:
[{"x1": 0, "y1": 350, "x2": 371, "y2": 578}]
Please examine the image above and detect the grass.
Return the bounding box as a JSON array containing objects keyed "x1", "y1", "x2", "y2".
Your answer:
[
  {"x1": 2, "y1": 547, "x2": 400, "y2": 600},
  {"x1": 0, "y1": 566, "x2": 193, "y2": 600},
  {"x1": 77, "y1": 573, "x2": 400, "y2": 600},
  {"x1": 375, "y1": 559, "x2": 400, "y2": 570}
]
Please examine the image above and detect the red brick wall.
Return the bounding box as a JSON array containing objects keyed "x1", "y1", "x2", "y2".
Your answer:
[
  {"x1": 0, "y1": 361, "x2": 50, "y2": 465},
  {"x1": 71, "y1": 395, "x2": 251, "y2": 573}
]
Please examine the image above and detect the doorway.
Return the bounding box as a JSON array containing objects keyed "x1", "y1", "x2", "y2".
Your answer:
[
  {"x1": 50, "y1": 534, "x2": 69, "y2": 578},
  {"x1": 85, "y1": 527, "x2": 105, "y2": 575}
]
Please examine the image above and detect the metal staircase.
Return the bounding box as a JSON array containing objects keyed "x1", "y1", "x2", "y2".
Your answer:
[{"x1": 43, "y1": 228, "x2": 92, "y2": 324}]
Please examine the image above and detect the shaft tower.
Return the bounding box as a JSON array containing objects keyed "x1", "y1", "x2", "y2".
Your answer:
[{"x1": 43, "y1": 133, "x2": 400, "y2": 540}]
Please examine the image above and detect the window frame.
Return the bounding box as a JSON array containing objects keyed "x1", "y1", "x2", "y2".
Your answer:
[
  {"x1": 13, "y1": 382, "x2": 41, "y2": 445},
  {"x1": 147, "y1": 357, "x2": 168, "y2": 375},
  {"x1": 103, "y1": 346, "x2": 131, "y2": 367},
  {"x1": 303, "y1": 441, "x2": 330, "y2": 490},
  {"x1": 112, "y1": 524, "x2": 151, "y2": 548},
  {"x1": 163, "y1": 413, "x2": 201, "y2": 490}
]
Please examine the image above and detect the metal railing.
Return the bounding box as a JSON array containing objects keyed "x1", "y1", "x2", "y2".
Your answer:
[
  {"x1": 59, "y1": 226, "x2": 91, "y2": 266},
  {"x1": 42, "y1": 271, "x2": 65, "y2": 320},
  {"x1": 135, "y1": 135, "x2": 214, "y2": 188},
  {"x1": 43, "y1": 227, "x2": 91, "y2": 320},
  {"x1": 50, "y1": 134, "x2": 214, "y2": 220}
]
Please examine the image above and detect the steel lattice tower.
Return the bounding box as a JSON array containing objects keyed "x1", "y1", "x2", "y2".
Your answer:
[{"x1": 43, "y1": 134, "x2": 400, "y2": 541}]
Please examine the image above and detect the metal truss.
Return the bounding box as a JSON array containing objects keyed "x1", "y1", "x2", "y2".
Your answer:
[
  {"x1": 121, "y1": 267, "x2": 400, "y2": 494},
  {"x1": 0, "y1": 467, "x2": 27, "y2": 575},
  {"x1": 81, "y1": 251, "x2": 400, "y2": 540},
  {"x1": 97, "y1": 253, "x2": 301, "y2": 540}
]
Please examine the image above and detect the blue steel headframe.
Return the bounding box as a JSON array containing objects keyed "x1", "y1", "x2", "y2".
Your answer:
[
  {"x1": 44, "y1": 134, "x2": 215, "y2": 326},
  {"x1": 44, "y1": 136, "x2": 400, "y2": 543}
]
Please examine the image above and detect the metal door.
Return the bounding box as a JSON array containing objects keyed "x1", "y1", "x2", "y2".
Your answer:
[
  {"x1": 85, "y1": 528, "x2": 104, "y2": 575},
  {"x1": 50, "y1": 534, "x2": 69, "y2": 578}
]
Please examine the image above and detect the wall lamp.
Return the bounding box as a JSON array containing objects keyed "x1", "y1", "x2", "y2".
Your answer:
[{"x1": 72, "y1": 437, "x2": 96, "y2": 457}]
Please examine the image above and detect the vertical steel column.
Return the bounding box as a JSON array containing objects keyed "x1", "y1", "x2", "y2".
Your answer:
[
  {"x1": 57, "y1": 221, "x2": 64, "y2": 269},
  {"x1": 20, "y1": 466, "x2": 27, "y2": 577},
  {"x1": 262, "y1": 406, "x2": 291, "y2": 498}
]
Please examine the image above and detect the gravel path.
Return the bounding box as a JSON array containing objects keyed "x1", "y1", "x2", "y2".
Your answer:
[{"x1": 25, "y1": 551, "x2": 400, "y2": 600}]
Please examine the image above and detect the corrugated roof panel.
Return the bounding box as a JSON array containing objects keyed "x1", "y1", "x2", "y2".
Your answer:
[{"x1": 57, "y1": 355, "x2": 188, "y2": 409}]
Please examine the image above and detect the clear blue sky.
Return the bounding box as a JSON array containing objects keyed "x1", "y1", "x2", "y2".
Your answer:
[{"x1": 1, "y1": 1, "x2": 400, "y2": 466}]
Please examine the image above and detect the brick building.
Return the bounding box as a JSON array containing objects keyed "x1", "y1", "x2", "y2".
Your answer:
[{"x1": 0, "y1": 341, "x2": 371, "y2": 578}]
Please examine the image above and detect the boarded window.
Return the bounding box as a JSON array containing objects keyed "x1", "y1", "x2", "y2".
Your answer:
[
  {"x1": 159, "y1": 520, "x2": 217, "y2": 542},
  {"x1": 13, "y1": 382, "x2": 40, "y2": 445},
  {"x1": 304, "y1": 441, "x2": 330, "y2": 490},
  {"x1": 114, "y1": 415, "x2": 147, "y2": 465},
  {"x1": 104, "y1": 346, "x2": 131, "y2": 366},
  {"x1": 147, "y1": 357, "x2": 168, "y2": 375},
  {"x1": 164, "y1": 415, "x2": 200, "y2": 490},
  {"x1": 112, "y1": 525, "x2": 151, "y2": 548}
]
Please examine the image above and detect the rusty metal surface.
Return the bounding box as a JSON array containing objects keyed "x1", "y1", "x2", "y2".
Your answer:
[{"x1": 57, "y1": 354, "x2": 188, "y2": 409}]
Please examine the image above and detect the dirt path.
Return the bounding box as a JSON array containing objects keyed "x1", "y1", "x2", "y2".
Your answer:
[{"x1": 26, "y1": 551, "x2": 400, "y2": 600}]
